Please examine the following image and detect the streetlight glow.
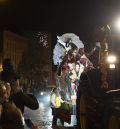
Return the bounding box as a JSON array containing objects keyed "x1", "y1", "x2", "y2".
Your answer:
[
  {"x1": 114, "y1": 18, "x2": 120, "y2": 31},
  {"x1": 107, "y1": 55, "x2": 116, "y2": 63},
  {"x1": 109, "y1": 64, "x2": 115, "y2": 69},
  {"x1": 40, "y1": 92, "x2": 44, "y2": 96}
]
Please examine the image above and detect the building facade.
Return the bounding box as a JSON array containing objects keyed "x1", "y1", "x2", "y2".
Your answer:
[
  {"x1": 0, "y1": 30, "x2": 53, "y2": 86},
  {"x1": 0, "y1": 30, "x2": 28, "y2": 71}
]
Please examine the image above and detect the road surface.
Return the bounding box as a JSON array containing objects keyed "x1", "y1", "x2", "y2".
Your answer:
[{"x1": 24, "y1": 93, "x2": 77, "y2": 129}]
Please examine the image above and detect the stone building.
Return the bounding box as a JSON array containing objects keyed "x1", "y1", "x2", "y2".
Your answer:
[
  {"x1": 0, "y1": 30, "x2": 53, "y2": 85},
  {"x1": 0, "y1": 30, "x2": 28, "y2": 71}
]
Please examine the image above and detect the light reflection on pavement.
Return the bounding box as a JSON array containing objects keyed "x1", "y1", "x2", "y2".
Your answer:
[
  {"x1": 24, "y1": 94, "x2": 76, "y2": 129},
  {"x1": 24, "y1": 95, "x2": 53, "y2": 129}
]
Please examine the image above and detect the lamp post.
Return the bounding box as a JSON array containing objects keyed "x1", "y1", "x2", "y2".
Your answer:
[
  {"x1": 108, "y1": 17, "x2": 120, "y2": 68},
  {"x1": 99, "y1": 18, "x2": 120, "y2": 90}
]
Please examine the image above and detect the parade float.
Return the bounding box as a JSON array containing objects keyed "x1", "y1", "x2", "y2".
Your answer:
[
  {"x1": 53, "y1": 27, "x2": 120, "y2": 129},
  {"x1": 53, "y1": 33, "x2": 94, "y2": 106}
]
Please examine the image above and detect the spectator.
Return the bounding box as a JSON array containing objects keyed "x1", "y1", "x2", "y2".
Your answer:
[
  {"x1": 9, "y1": 76, "x2": 39, "y2": 129},
  {"x1": 10, "y1": 76, "x2": 39, "y2": 114},
  {"x1": 0, "y1": 58, "x2": 39, "y2": 129},
  {"x1": 1, "y1": 59, "x2": 16, "y2": 84},
  {"x1": 0, "y1": 81, "x2": 24, "y2": 129}
]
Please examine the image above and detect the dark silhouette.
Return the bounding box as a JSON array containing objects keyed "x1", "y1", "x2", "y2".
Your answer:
[
  {"x1": 1, "y1": 58, "x2": 17, "y2": 84},
  {"x1": 0, "y1": 58, "x2": 39, "y2": 129}
]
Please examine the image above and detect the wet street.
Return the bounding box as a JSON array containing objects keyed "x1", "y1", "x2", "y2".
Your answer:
[{"x1": 24, "y1": 92, "x2": 76, "y2": 129}]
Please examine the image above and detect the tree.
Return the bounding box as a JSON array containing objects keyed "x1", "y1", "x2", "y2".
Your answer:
[{"x1": 18, "y1": 32, "x2": 51, "y2": 86}]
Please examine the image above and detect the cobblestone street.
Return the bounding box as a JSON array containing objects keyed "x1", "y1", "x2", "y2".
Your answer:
[{"x1": 24, "y1": 94, "x2": 76, "y2": 129}]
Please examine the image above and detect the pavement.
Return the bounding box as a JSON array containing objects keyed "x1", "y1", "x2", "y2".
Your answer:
[{"x1": 24, "y1": 94, "x2": 77, "y2": 129}]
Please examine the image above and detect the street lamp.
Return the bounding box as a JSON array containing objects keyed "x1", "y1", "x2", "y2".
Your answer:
[
  {"x1": 107, "y1": 55, "x2": 116, "y2": 63},
  {"x1": 105, "y1": 17, "x2": 120, "y2": 69},
  {"x1": 107, "y1": 55, "x2": 117, "y2": 69}
]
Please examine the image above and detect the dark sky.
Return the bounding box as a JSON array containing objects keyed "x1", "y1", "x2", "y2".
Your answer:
[{"x1": 0, "y1": 0, "x2": 120, "y2": 40}]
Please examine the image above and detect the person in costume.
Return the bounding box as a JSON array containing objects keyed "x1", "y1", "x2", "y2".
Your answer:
[{"x1": 50, "y1": 87, "x2": 64, "y2": 127}]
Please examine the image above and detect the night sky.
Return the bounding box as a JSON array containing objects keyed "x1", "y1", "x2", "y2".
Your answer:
[{"x1": 0, "y1": 0, "x2": 120, "y2": 41}]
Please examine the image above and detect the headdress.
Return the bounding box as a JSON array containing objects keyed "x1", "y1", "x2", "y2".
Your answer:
[{"x1": 53, "y1": 33, "x2": 84, "y2": 65}]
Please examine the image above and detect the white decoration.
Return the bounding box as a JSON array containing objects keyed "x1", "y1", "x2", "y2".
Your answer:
[{"x1": 53, "y1": 33, "x2": 84, "y2": 65}]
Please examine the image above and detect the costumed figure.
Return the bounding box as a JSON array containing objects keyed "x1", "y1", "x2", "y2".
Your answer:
[
  {"x1": 50, "y1": 87, "x2": 64, "y2": 127},
  {"x1": 53, "y1": 33, "x2": 99, "y2": 107}
]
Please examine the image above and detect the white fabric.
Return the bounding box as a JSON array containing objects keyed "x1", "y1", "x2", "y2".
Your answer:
[
  {"x1": 59, "y1": 33, "x2": 84, "y2": 49},
  {"x1": 53, "y1": 33, "x2": 84, "y2": 65}
]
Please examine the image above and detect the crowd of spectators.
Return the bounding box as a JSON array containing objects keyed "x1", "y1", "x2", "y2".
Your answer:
[{"x1": 0, "y1": 59, "x2": 40, "y2": 129}]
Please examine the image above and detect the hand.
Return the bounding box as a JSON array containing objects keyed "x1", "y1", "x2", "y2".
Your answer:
[{"x1": 64, "y1": 101, "x2": 71, "y2": 104}]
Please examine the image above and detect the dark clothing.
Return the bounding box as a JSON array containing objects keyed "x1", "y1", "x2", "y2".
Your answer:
[
  {"x1": 10, "y1": 90, "x2": 39, "y2": 114},
  {"x1": 51, "y1": 107, "x2": 64, "y2": 126},
  {"x1": 1, "y1": 70, "x2": 15, "y2": 84},
  {"x1": 0, "y1": 58, "x2": 21, "y2": 85},
  {"x1": 0, "y1": 101, "x2": 24, "y2": 129},
  {"x1": 9, "y1": 90, "x2": 39, "y2": 129}
]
